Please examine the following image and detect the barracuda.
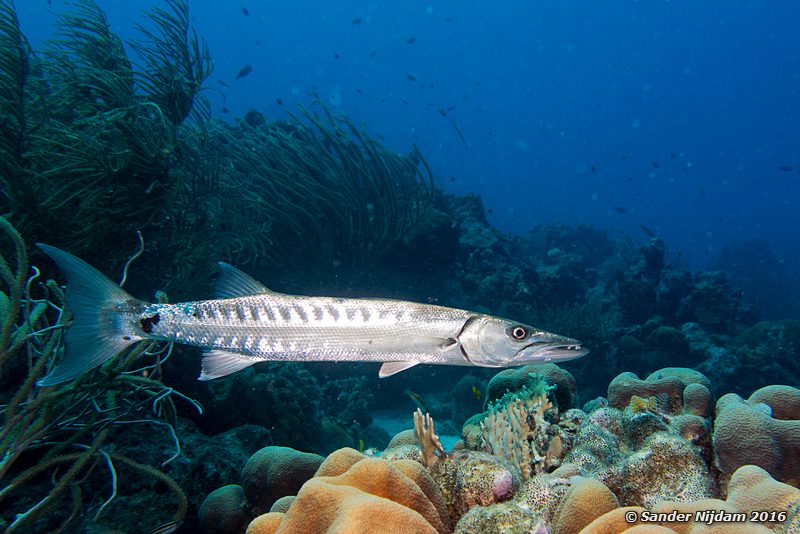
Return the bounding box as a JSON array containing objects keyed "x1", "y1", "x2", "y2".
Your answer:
[{"x1": 36, "y1": 244, "x2": 589, "y2": 386}]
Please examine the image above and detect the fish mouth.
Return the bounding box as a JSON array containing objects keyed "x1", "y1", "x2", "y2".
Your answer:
[{"x1": 518, "y1": 340, "x2": 589, "y2": 362}]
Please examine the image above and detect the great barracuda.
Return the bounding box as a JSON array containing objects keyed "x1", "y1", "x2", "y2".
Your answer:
[{"x1": 35, "y1": 244, "x2": 589, "y2": 386}]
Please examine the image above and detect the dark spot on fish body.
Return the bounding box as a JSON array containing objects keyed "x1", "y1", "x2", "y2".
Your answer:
[
  {"x1": 346, "y1": 308, "x2": 357, "y2": 321},
  {"x1": 294, "y1": 304, "x2": 309, "y2": 322},
  {"x1": 326, "y1": 305, "x2": 341, "y2": 321},
  {"x1": 140, "y1": 313, "x2": 160, "y2": 334},
  {"x1": 235, "y1": 304, "x2": 248, "y2": 322},
  {"x1": 279, "y1": 306, "x2": 292, "y2": 321},
  {"x1": 313, "y1": 306, "x2": 324, "y2": 321}
]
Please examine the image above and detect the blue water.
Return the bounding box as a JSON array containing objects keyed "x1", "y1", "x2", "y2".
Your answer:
[{"x1": 18, "y1": 0, "x2": 800, "y2": 277}]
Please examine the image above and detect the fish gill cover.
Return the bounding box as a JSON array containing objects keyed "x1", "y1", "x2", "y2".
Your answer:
[{"x1": 1, "y1": 0, "x2": 799, "y2": 533}]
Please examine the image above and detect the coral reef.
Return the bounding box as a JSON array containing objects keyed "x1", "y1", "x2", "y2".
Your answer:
[
  {"x1": 486, "y1": 363, "x2": 578, "y2": 410},
  {"x1": 240, "y1": 446, "x2": 324, "y2": 515},
  {"x1": 199, "y1": 485, "x2": 247, "y2": 534},
  {"x1": 478, "y1": 378, "x2": 566, "y2": 480},
  {"x1": 415, "y1": 408, "x2": 445, "y2": 468},
  {"x1": 713, "y1": 385, "x2": 800, "y2": 484},
  {"x1": 248, "y1": 448, "x2": 452, "y2": 534},
  {"x1": 429, "y1": 449, "x2": 516, "y2": 522}
]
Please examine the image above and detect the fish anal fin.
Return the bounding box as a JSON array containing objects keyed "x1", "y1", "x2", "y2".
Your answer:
[
  {"x1": 215, "y1": 263, "x2": 279, "y2": 298},
  {"x1": 379, "y1": 361, "x2": 420, "y2": 378},
  {"x1": 199, "y1": 350, "x2": 257, "y2": 380}
]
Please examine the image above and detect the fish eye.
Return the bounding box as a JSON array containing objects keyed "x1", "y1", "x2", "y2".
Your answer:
[{"x1": 510, "y1": 325, "x2": 529, "y2": 341}]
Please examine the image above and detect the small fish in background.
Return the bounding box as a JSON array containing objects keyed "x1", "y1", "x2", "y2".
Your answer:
[
  {"x1": 406, "y1": 73, "x2": 417, "y2": 82},
  {"x1": 406, "y1": 36, "x2": 416, "y2": 45},
  {"x1": 447, "y1": 116, "x2": 469, "y2": 149},
  {"x1": 614, "y1": 206, "x2": 627, "y2": 214},
  {"x1": 241, "y1": 6, "x2": 249, "y2": 15},
  {"x1": 778, "y1": 165, "x2": 793, "y2": 172},
  {"x1": 352, "y1": 18, "x2": 363, "y2": 24},
  {"x1": 640, "y1": 224, "x2": 657, "y2": 238},
  {"x1": 217, "y1": 80, "x2": 230, "y2": 88},
  {"x1": 235, "y1": 64, "x2": 253, "y2": 79},
  {"x1": 220, "y1": 107, "x2": 229, "y2": 113},
  {"x1": 591, "y1": 165, "x2": 597, "y2": 174},
  {"x1": 333, "y1": 52, "x2": 340, "y2": 59},
  {"x1": 470, "y1": 385, "x2": 481, "y2": 401},
  {"x1": 652, "y1": 161, "x2": 661, "y2": 168},
  {"x1": 405, "y1": 389, "x2": 428, "y2": 414},
  {"x1": 275, "y1": 98, "x2": 283, "y2": 106}
]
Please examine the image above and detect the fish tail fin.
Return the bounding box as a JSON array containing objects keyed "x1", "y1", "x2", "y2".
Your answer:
[{"x1": 37, "y1": 244, "x2": 140, "y2": 386}]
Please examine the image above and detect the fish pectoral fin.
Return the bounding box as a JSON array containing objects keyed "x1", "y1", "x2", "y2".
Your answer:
[
  {"x1": 405, "y1": 335, "x2": 458, "y2": 351},
  {"x1": 215, "y1": 262, "x2": 282, "y2": 298},
  {"x1": 379, "y1": 361, "x2": 420, "y2": 378},
  {"x1": 199, "y1": 350, "x2": 257, "y2": 380}
]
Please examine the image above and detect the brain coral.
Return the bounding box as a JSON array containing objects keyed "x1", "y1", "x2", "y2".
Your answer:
[
  {"x1": 198, "y1": 484, "x2": 247, "y2": 534},
  {"x1": 608, "y1": 368, "x2": 712, "y2": 416},
  {"x1": 429, "y1": 449, "x2": 516, "y2": 521},
  {"x1": 486, "y1": 363, "x2": 577, "y2": 410},
  {"x1": 713, "y1": 388, "x2": 800, "y2": 484},
  {"x1": 725, "y1": 464, "x2": 800, "y2": 530},
  {"x1": 552, "y1": 477, "x2": 619, "y2": 534},
  {"x1": 621, "y1": 432, "x2": 712, "y2": 507},
  {"x1": 240, "y1": 445, "x2": 324, "y2": 514},
  {"x1": 248, "y1": 448, "x2": 452, "y2": 534}
]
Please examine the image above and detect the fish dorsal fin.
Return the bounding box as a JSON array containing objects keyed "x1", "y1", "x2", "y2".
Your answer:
[
  {"x1": 379, "y1": 361, "x2": 420, "y2": 378},
  {"x1": 215, "y1": 262, "x2": 278, "y2": 298},
  {"x1": 199, "y1": 349, "x2": 257, "y2": 380}
]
